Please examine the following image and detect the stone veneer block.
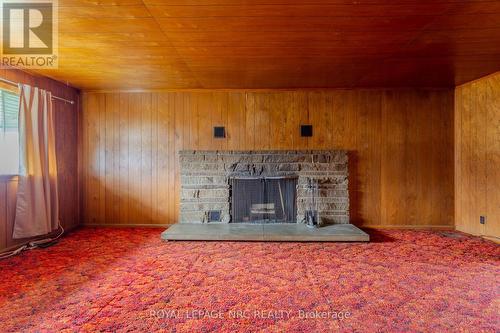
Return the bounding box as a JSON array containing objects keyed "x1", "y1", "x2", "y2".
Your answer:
[{"x1": 179, "y1": 150, "x2": 349, "y2": 225}]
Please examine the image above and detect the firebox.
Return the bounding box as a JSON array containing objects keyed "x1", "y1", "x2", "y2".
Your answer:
[{"x1": 230, "y1": 177, "x2": 297, "y2": 223}]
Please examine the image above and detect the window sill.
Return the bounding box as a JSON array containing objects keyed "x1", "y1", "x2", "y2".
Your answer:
[{"x1": 0, "y1": 174, "x2": 19, "y2": 181}]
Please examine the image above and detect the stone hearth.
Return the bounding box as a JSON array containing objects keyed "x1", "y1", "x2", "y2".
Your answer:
[
  {"x1": 179, "y1": 150, "x2": 349, "y2": 225},
  {"x1": 162, "y1": 223, "x2": 369, "y2": 242}
]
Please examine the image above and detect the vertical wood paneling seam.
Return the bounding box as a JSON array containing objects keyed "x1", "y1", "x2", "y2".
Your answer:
[{"x1": 482, "y1": 84, "x2": 486, "y2": 236}]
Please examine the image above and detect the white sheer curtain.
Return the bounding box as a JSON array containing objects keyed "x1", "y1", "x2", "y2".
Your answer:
[{"x1": 13, "y1": 84, "x2": 59, "y2": 239}]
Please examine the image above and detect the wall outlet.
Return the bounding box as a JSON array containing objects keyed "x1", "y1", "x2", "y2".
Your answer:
[{"x1": 480, "y1": 216, "x2": 486, "y2": 224}]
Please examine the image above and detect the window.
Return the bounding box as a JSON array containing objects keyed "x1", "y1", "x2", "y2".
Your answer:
[{"x1": 0, "y1": 88, "x2": 20, "y2": 175}]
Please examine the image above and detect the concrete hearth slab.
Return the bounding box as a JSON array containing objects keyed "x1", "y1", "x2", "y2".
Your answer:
[{"x1": 161, "y1": 223, "x2": 369, "y2": 242}]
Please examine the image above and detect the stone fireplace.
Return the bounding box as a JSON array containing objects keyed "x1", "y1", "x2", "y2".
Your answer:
[{"x1": 179, "y1": 150, "x2": 349, "y2": 225}]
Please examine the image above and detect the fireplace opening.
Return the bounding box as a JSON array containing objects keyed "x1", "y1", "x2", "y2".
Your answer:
[{"x1": 230, "y1": 177, "x2": 297, "y2": 223}]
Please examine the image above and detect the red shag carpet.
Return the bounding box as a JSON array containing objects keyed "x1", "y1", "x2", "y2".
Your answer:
[{"x1": 0, "y1": 228, "x2": 498, "y2": 332}]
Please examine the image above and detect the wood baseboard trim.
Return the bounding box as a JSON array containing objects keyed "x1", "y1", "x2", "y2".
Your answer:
[
  {"x1": 360, "y1": 225, "x2": 454, "y2": 230},
  {"x1": 83, "y1": 223, "x2": 171, "y2": 228},
  {"x1": 481, "y1": 235, "x2": 500, "y2": 244},
  {"x1": 453, "y1": 227, "x2": 499, "y2": 243}
]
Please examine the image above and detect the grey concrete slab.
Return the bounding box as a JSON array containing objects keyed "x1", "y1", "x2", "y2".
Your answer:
[
  {"x1": 263, "y1": 224, "x2": 369, "y2": 241},
  {"x1": 161, "y1": 223, "x2": 369, "y2": 242},
  {"x1": 161, "y1": 223, "x2": 264, "y2": 241}
]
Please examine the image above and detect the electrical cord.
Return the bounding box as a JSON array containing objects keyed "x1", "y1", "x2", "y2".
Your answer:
[{"x1": 0, "y1": 224, "x2": 64, "y2": 260}]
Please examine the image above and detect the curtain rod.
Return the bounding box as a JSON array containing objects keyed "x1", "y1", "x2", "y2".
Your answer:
[{"x1": 0, "y1": 77, "x2": 75, "y2": 105}]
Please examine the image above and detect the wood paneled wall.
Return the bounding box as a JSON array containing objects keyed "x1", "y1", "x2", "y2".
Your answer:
[
  {"x1": 82, "y1": 89, "x2": 454, "y2": 228},
  {"x1": 0, "y1": 69, "x2": 80, "y2": 252},
  {"x1": 455, "y1": 72, "x2": 500, "y2": 240}
]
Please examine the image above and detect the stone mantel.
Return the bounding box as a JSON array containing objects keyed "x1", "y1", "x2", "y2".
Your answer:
[{"x1": 179, "y1": 150, "x2": 349, "y2": 225}]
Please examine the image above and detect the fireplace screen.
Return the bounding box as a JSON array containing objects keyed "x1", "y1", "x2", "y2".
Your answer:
[{"x1": 230, "y1": 177, "x2": 297, "y2": 223}]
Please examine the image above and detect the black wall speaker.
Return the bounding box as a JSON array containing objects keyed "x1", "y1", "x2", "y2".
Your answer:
[
  {"x1": 214, "y1": 126, "x2": 225, "y2": 138},
  {"x1": 300, "y1": 125, "x2": 313, "y2": 137}
]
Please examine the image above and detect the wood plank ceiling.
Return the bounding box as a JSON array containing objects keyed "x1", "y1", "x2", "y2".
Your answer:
[{"x1": 30, "y1": 0, "x2": 500, "y2": 90}]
